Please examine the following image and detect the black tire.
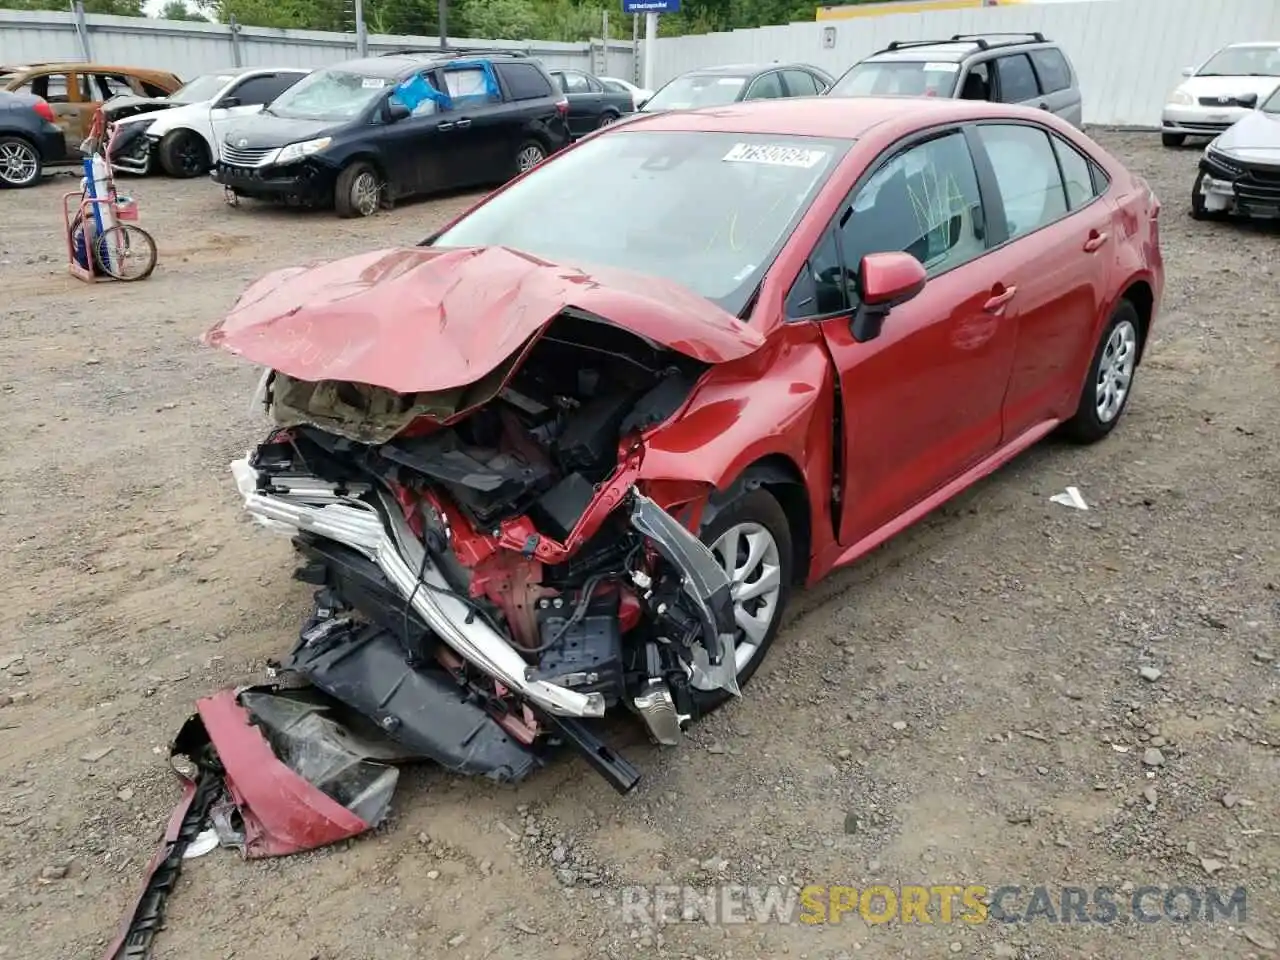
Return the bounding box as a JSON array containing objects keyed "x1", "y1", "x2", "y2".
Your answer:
[
  {"x1": 1060, "y1": 300, "x2": 1142, "y2": 444},
  {"x1": 334, "y1": 160, "x2": 382, "y2": 218},
  {"x1": 1189, "y1": 170, "x2": 1227, "y2": 221},
  {"x1": 688, "y1": 487, "x2": 794, "y2": 714},
  {"x1": 597, "y1": 110, "x2": 619, "y2": 129},
  {"x1": 0, "y1": 134, "x2": 42, "y2": 188},
  {"x1": 157, "y1": 129, "x2": 210, "y2": 178},
  {"x1": 513, "y1": 139, "x2": 547, "y2": 177},
  {"x1": 91, "y1": 223, "x2": 158, "y2": 281},
  {"x1": 1161, "y1": 132, "x2": 1186, "y2": 148}
]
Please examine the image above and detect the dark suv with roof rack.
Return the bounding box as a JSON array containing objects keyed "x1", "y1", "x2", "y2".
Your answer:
[
  {"x1": 826, "y1": 33, "x2": 1082, "y2": 127},
  {"x1": 211, "y1": 50, "x2": 571, "y2": 217}
]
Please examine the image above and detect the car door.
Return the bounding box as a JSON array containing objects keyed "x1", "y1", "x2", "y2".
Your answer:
[
  {"x1": 377, "y1": 76, "x2": 454, "y2": 198},
  {"x1": 743, "y1": 70, "x2": 786, "y2": 101},
  {"x1": 1027, "y1": 48, "x2": 1082, "y2": 126},
  {"x1": 968, "y1": 121, "x2": 1114, "y2": 440},
  {"x1": 991, "y1": 53, "x2": 1045, "y2": 114},
  {"x1": 789, "y1": 128, "x2": 1019, "y2": 544},
  {"x1": 434, "y1": 64, "x2": 514, "y2": 186},
  {"x1": 552, "y1": 69, "x2": 602, "y2": 136}
]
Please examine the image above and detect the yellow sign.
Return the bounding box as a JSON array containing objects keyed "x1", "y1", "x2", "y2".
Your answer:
[{"x1": 816, "y1": 0, "x2": 1027, "y2": 21}]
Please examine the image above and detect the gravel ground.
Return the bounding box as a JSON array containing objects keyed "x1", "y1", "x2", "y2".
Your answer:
[{"x1": 0, "y1": 131, "x2": 1277, "y2": 960}]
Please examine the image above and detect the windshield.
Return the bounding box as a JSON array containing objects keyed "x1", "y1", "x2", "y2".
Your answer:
[
  {"x1": 829, "y1": 60, "x2": 959, "y2": 97},
  {"x1": 269, "y1": 68, "x2": 390, "y2": 121},
  {"x1": 1198, "y1": 45, "x2": 1280, "y2": 78},
  {"x1": 430, "y1": 130, "x2": 848, "y2": 315},
  {"x1": 170, "y1": 73, "x2": 235, "y2": 103},
  {"x1": 1263, "y1": 86, "x2": 1280, "y2": 114},
  {"x1": 643, "y1": 74, "x2": 749, "y2": 111}
]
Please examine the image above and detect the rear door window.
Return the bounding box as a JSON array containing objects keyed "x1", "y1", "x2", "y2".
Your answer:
[
  {"x1": 441, "y1": 66, "x2": 494, "y2": 102},
  {"x1": 1029, "y1": 48, "x2": 1072, "y2": 94},
  {"x1": 744, "y1": 71, "x2": 785, "y2": 100},
  {"x1": 95, "y1": 73, "x2": 134, "y2": 99},
  {"x1": 497, "y1": 61, "x2": 554, "y2": 100},
  {"x1": 558, "y1": 70, "x2": 592, "y2": 95},
  {"x1": 1049, "y1": 134, "x2": 1096, "y2": 209},
  {"x1": 976, "y1": 123, "x2": 1069, "y2": 238},
  {"x1": 994, "y1": 54, "x2": 1040, "y2": 102},
  {"x1": 782, "y1": 69, "x2": 820, "y2": 96}
]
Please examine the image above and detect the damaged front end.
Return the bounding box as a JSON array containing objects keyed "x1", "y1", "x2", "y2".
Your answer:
[{"x1": 228, "y1": 304, "x2": 747, "y2": 793}]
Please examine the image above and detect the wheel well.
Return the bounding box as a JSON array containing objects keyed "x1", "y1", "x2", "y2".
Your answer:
[
  {"x1": 1121, "y1": 281, "x2": 1154, "y2": 361},
  {"x1": 709, "y1": 455, "x2": 812, "y2": 586},
  {"x1": 0, "y1": 131, "x2": 38, "y2": 155},
  {"x1": 343, "y1": 153, "x2": 386, "y2": 180}
]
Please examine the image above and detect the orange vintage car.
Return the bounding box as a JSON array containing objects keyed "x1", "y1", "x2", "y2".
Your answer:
[{"x1": 0, "y1": 61, "x2": 182, "y2": 155}]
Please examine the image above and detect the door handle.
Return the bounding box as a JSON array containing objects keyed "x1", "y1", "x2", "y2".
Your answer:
[
  {"x1": 1083, "y1": 230, "x2": 1109, "y2": 252},
  {"x1": 437, "y1": 121, "x2": 455, "y2": 131},
  {"x1": 983, "y1": 284, "x2": 1017, "y2": 313},
  {"x1": 455, "y1": 118, "x2": 472, "y2": 128}
]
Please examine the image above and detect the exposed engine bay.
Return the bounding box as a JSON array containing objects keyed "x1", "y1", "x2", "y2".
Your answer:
[{"x1": 233, "y1": 314, "x2": 742, "y2": 793}]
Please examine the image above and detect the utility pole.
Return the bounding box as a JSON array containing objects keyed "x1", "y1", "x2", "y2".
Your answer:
[
  {"x1": 438, "y1": 0, "x2": 449, "y2": 49},
  {"x1": 353, "y1": 0, "x2": 367, "y2": 57}
]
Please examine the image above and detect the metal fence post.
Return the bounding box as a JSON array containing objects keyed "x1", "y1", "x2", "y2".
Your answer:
[
  {"x1": 71, "y1": 0, "x2": 93, "y2": 61},
  {"x1": 438, "y1": 0, "x2": 449, "y2": 50},
  {"x1": 353, "y1": 0, "x2": 367, "y2": 57},
  {"x1": 228, "y1": 14, "x2": 242, "y2": 67},
  {"x1": 631, "y1": 13, "x2": 640, "y2": 85}
]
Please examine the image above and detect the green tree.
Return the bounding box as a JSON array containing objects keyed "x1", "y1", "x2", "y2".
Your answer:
[
  {"x1": 157, "y1": 0, "x2": 209, "y2": 19},
  {"x1": 0, "y1": 0, "x2": 144, "y2": 14}
]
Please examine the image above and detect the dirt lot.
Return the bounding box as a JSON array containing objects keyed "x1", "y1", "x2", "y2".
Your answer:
[{"x1": 0, "y1": 130, "x2": 1277, "y2": 960}]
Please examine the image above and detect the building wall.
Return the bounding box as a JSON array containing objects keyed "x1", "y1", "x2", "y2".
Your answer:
[{"x1": 645, "y1": 0, "x2": 1280, "y2": 127}]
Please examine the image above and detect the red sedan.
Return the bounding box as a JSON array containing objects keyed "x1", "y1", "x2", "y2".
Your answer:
[{"x1": 209, "y1": 96, "x2": 1162, "y2": 794}]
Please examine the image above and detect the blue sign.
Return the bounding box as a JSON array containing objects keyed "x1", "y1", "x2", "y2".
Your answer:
[{"x1": 623, "y1": 0, "x2": 680, "y2": 12}]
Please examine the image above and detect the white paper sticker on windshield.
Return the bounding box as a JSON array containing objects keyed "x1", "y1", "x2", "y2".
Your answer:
[
  {"x1": 716, "y1": 77, "x2": 746, "y2": 86},
  {"x1": 361, "y1": 77, "x2": 386, "y2": 89},
  {"x1": 924, "y1": 62, "x2": 960, "y2": 72},
  {"x1": 723, "y1": 142, "x2": 828, "y2": 168}
]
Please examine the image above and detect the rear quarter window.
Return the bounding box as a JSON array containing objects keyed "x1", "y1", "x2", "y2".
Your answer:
[
  {"x1": 495, "y1": 61, "x2": 554, "y2": 101},
  {"x1": 1029, "y1": 48, "x2": 1073, "y2": 94}
]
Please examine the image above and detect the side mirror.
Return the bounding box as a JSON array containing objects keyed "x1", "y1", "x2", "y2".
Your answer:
[
  {"x1": 217, "y1": 96, "x2": 241, "y2": 108},
  {"x1": 636, "y1": 97, "x2": 649, "y2": 110},
  {"x1": 1181, "y1": 66, "x2": 1195, "y2": 77},
  {"x1": 385, "y1": 99, "x2": 411, "y2": 123},
  {"x1": 851, "y1": 252, "x2": 926, "y2": 343},
  {"x1": 1239, "y1": 92, "x2": 1259, "y2": 108}
]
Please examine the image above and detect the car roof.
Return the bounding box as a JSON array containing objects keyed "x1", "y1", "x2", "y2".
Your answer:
[
  {"x1": 613, "y1": 94, "x2": 1047, "y2": 139},
  {"x1": 0, "y1": 62, "x2": 178, "y2": 77},
  {"x1": 683, "y1": 62, "x2": 816, "y2": 78}
]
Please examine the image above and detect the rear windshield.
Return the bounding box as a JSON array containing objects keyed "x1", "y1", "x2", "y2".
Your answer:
[
  {"x1": 269, "y1": 68, "x2": 391, "y2": 121},
  {"x1": 643, "y1": 73, "x2": 749, "y2": 111},
  {"x1": 829, "y1": 60, "x2": 960, "y2": 97},
  {"x1": 1198, "y1": 45, "x2": 1280, "y2": 78},
  {"x1": 431, "y1": 130, "x2": 850, "y2": 315}
]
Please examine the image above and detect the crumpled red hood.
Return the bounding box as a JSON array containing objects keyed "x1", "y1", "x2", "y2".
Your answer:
[{"x1": 202, "y1": 246, "x2": 766, "y2": 394}]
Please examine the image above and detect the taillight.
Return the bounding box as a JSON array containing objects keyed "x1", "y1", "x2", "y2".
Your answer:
[
  {"x1": 32, "y1": 97, "x2": 56, "y2": 124},
  {"x1": 555, "y1": 98, "x2": 569, "y2": 116}
]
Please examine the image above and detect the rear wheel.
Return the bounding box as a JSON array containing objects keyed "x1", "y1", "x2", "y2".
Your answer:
[
  {"x1": 687, "y1": 488, "x2": 793, "y2": 713},
  {"x1": 597, "y1": 111, "x2": 619, "y2": 129},
  {"x1": 0, "y1": 136, "x2": 41, "y2": 188},
  {"x1": 157, "y1": 129, "x2": 210, "y2": 178},
  {"x1": 1161, "y1": 132, "x2": 1185, "y2": 148},
  {"x1": 334, "y1": 161, "x2": 382, "y2": 218},
  {"x1": 91, "y1": 223, "x2": 158, "y2": 281},
  {"x1": 513, "y1": 140, "x2": 547, "y2": 176},
  {"x1": 1061, "y1": 300, "x2": 1141, "y2": 444}
]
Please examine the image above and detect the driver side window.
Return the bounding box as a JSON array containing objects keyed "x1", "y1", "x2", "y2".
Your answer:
[{"x1": 786, "y1": 129, "x2": 987, "y2": 321}]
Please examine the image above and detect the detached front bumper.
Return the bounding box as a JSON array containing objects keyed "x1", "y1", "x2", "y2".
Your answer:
[
  {"x1": 230, "y1": 457, "x2": 606, "y2": 719},
  {"x1": 108, "y1": 126, "x2": 154, "y2": 174},
  {"x1": 212, "y1": 160, "x2": 334, "y2": 202},
  {"x1": 1162, "y1": 104, "x2": 1253, "y2": 138}
]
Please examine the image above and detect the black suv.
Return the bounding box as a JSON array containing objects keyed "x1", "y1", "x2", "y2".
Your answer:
[{"x1": 212, "y1": 50, "x2": 571, "y2": 217}]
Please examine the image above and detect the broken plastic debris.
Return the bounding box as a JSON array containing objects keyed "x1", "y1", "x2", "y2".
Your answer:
[
  {"x1": 1049, "y1": 486, "x2": 1089, "y2": 510},
  {"x1": 181, "y1": 828, "x2": 220, "y2": 860}
]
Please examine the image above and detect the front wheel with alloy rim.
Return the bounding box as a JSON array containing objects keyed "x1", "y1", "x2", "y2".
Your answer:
[
  {"x1": 1061, "y1": 300, "x2": 1142, "y2": 444},
  {"x1": 514, "y1": 140, "x2": 547, "y2": 176},
  {"x1": 157, "y1": 129, "x2": 210, "y2": 178},
  {"x1": 687, "y1": 487, "x2": 793, "y2": 713},
  {"x1": 0, "y1": 136, "x2": 41, "y2": 188},
  {"x1": 334, "y1": 161, "x2": 382, "y2": 218}
]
